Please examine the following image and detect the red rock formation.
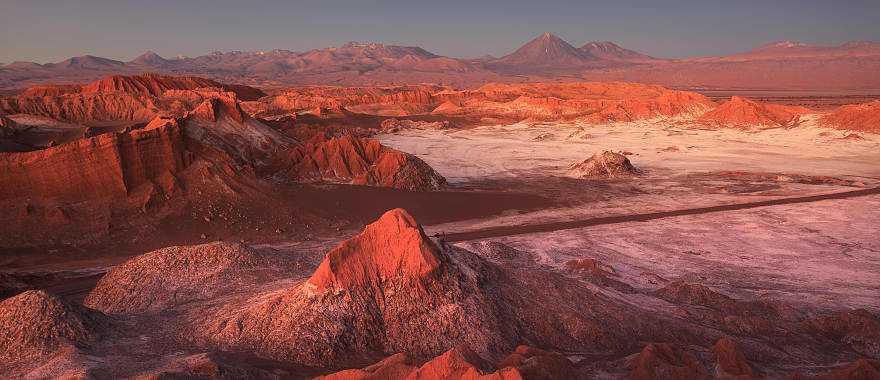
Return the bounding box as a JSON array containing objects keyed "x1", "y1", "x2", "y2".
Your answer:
[
  {"x1": 179, "y1": 95, "x2": 295, "y2": 167},
  {"x1": 565, "y1": 258, "x2": 611, "y2": 276},
  {"x1": 137, "y1": 352, "x2": 280, "y2": 379},
  {"x1": 317, "y1": 353, "x2": 416, "y2": 380},
  {"x1": 655, "y1": 281, "x2": 737, "y2": 310},
  {"x1": 84, "y1": 242, "x2": 288, "y2": 314},
  {"x1": 186, "y1": 94, "x2": 245, "y2": 123},
  {"x1": 495, "y1": 345, "x2": 577, "y2": 380},
  {"x1": 180, "y1": 208, "x2": 666, "y2": 368},
  {"x1": 143, "y1": 115, "x2": 179, "y2": 131},
  {"x1": 406, "y1": 348, "x2": 521, "y2": 380},
  {"x1": 441, "y1": 82, "x2": 713, "y2": 122},
  {"x1": 0, "y1": 119, "x2": 188, "y2": 202},
  {"x1": 0, "y1": 74, "x2": 265, "y2": 123},
  {"x1": 0, "y1": 91, "x2": 162, "y2": 122},
  {"x1": 0, "y1": 290, "x2": 109, "y2": 362},
  {"x1": 307, "y1": 208, "x2": 445, "y2": 293},
  {"x1": 567, "y1": 150, "x2": 639, "y2": 179},
  {"x1": 0, "y1": 88, "x2": 444, "y2": 230},
  {"x1": 432, "y1": 101, "x2": 464, "y2": 115},
  {"x1": 626, "y1": 343, "x2": 710, "y2": 380},
  {"x1": 20, "y1": 84, "x2": 83, "y2": 97},
  {"x1": 70, "y1": 73, "x2": 265, "y2": 100},
  {"x1": 380, "y1": 118, "x2": 453, "y2": 133},
  {"x1": 82, "y1": 73, "x2": 219, "y2": 97},
  {"x1": 711, "y1": 337, "x2": 756, "y2": 379},
  {"x1": 254, "y1": 81, "x2": 712, "y2": 123},
  {"x1": 186, "y1": 208, "x2": 513, "y2": 366},
  {"x1": 820, "y1": 100, "x2": 880, "y2": 133},
  {"x1": 284, "y1": 134, "x2": 446, "y2": 191},
  {"x1": 317, "y1": 348, "x2": 524, "y2": 380},
  {"x1": 260, "y1": 85, "x2": 443, "y2": 117},
  {"x1": 698, "y1": 96, "x2": 812, "y2": 128}
]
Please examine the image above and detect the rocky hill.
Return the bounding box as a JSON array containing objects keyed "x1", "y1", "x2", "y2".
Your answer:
[
  {"x1": 698, "y1": 96, "x2": 812, "y2": 128},
  {"x1": 820, "y1": 100, "x2": 880, "y2": 133}
]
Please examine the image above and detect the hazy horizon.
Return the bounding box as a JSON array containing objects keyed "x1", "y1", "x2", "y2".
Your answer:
[{"x1": 2, "y1": 0, "x2": 880, "y2": 63}]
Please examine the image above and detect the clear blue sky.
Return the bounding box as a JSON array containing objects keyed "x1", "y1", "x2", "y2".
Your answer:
[{"x1": 2, "y1": 0, "x2": 879, "y2": 63}]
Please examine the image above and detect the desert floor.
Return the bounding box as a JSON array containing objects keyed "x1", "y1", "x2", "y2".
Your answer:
[
  {"x1": 5, "y1": 117, "x2": 880, "y2": 315},
  {"x1": 378, "y1": 119, "x2": 880, "y2": 313}
]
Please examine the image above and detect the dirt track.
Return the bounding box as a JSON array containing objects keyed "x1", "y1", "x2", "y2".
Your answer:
[{"x1": 445, "y1": 187, "x2": 880, "y2": 242}]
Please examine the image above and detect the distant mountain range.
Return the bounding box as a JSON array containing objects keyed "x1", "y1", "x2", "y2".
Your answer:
[{"x1": 3, "y1": 33, "x2": 880, "y2": 90}]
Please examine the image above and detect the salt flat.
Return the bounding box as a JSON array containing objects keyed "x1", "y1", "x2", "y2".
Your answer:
[
  {"x1": 380, "y1": 119, "x2": 880, "y2": 312},
  {"x1": 379, "y1": 117, "x2": 880, "y2": 183}
]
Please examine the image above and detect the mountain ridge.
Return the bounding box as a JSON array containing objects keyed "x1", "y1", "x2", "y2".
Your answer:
[{"x1": 3, "y1": 34, "x2": 880, "y2": 90}]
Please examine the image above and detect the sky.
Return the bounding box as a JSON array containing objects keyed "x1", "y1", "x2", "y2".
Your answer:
[{"x1": 2, "y1": 0, "x2": 879, "y2": 63}]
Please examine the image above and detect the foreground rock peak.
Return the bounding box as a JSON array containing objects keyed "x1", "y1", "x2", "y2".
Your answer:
[{"x1": 307, "y1": 208, "x2": 445, "y2": 293}]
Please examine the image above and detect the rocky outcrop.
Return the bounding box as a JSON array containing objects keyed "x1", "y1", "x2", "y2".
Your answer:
[
  {"x1": 318, "y1": 345, "x2": 578, "y2": 379},
  {"x1": 180, "y1": 94, "x2": 294, "y2": 167},
  {"x1": 431, "y1": 101, "x2": 464, "y2": 115},
  {"x1": 0, "y1": 73, "x2": 265, "y2": 123},
  {"x1": 451, "y1": 82, "x2": 714, "y2": 122},
  {"x1": 0, "y1": 91, "x2": 162, "y2": 122},
  {"x1": 496, "y1": 345, "x2": 578, "y2": 380},
  {"x1": 84, "y1": 242, "x2": 288, "y2": 314},
  {"x1": 653, "y1": 281, "x2": 799, "y2": 340},
  {"x1": 307, "y1": 208, "x2": 445, "y2": 293},
  {"x1": 82, "y1": 73, "x2": 223, "y2": 97},
  {"x1": 820, "y1": 100, "x2": 880, "y2": 133},
  {"x1": 698, "y1": 96, "x2": 811, "y2": 128},
  {"x1": 0, "y1": 119, "x2": 188, "y2": 202},
  {"x1": 55, "y1": 73, "x2": 265, "y2": 100},
  {"x1": 711, "y1": 338, "x2": 755, "y2": 379},
  {"x1": 0, "y1": 290, "x2": 109, "y2": 362},
  {"x1": 380, "y1": 118, "x2": 453, "y2": 133},
  {"x1": 626, "y1": 343, "x2": 709, "y2": 380},
  {"x1": 0, "y1": 87, "x2": 443, "y2": 212},
  {"x1": 153, "y1": 99, "x2": 446, "y2": 193},
  {"x1": 316, "y1": 348, "x2": 524, "y2": 380},
  {"x1": 182, "y1": 208, "x2": 640, "y2": 368},
  {"x1": 21, "y1": 84, "x2": 83, "y2": 97},
  {"x1": 259, "y1": 85, "x2": 443, "y2": 117},
  {"x1": 190, "y1": 208, "x2": 510, "y2": 366},
  {"x1": 316, "y1": 353, "x2": 417, "y2": 380},
  {"x1": 136, "y1": 352, "x2": 281, "y2": 379},
  {"x1": 654, "y1": 281, "x2": 737, "y2": 309},
  {"x1": 283, "y1": 134, "x2": 446, "y2": 191},
  {"x1": 250, "y1": 81, "x2": 713, "y2": 123},
  {"x1": 186, "y1": 94, "x2": 246, "y2": 123},
  {"x1": 567, "y1": 150, "x2": 639, "y2": 179}
]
